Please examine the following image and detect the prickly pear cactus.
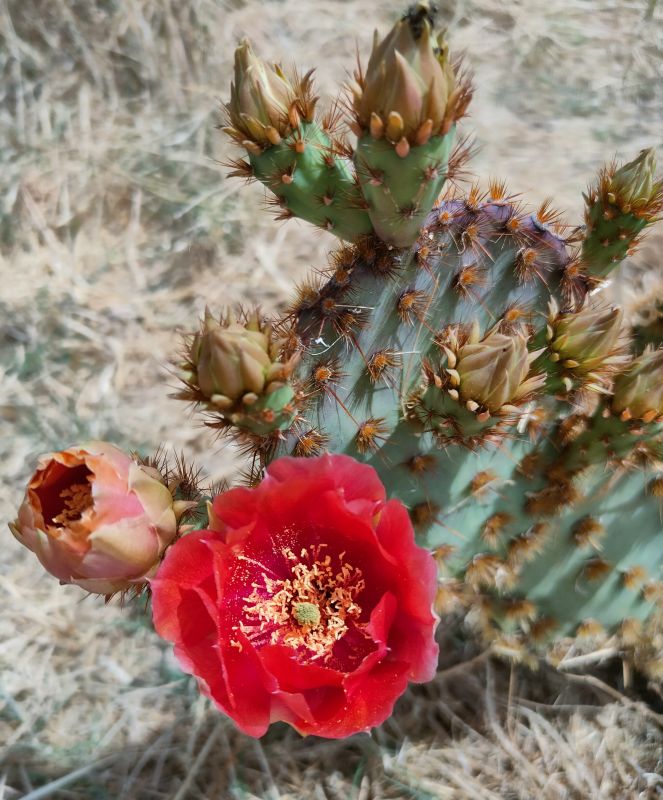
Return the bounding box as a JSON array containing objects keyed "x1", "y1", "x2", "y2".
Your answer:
[{"x1": 185, "y1": 3, "x2": 663, "y2": 675}]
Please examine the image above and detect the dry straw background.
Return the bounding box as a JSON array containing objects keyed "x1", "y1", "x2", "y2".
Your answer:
[{"x1": 2, "y1": 0, "x2": 663, "y2": 797}]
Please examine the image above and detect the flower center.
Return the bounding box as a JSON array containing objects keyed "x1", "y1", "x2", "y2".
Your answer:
[
  {"x1": 292, "y1": 601, "x2": 321, "y2": 626},
  {"x1": 237, "y1": 544, "x2": 365, "y2": 661},
  {"x1": 52, "y1": 481, "x2": 93, "y2": 526}
]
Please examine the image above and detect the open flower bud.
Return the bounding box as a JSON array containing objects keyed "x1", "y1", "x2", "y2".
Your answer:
[
  {"x1": 353, "y1": 3, "x2": 459, "y2": 144},
  {"x1": 456, "y1": 327, "x2": 544, "y2": 413},
  {"x1": 612, "y1": 348, "x2": 663, "y2": 421},
  {"x1": 9, "y1": 442, "x2": 178, "y2": 595},
  {"x1": 608, "y1": 149, "x2": 660, "y2": 213},
  {"x1": 225, "y1": 40, "x2": 315, "y2": 148},
  {"x1": 549, "y1": 299, "x2": 627, "y2": 376}
]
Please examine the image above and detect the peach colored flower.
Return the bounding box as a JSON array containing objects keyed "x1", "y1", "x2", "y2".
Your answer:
[{"x1": 10, "y1": 442, "x2": 178, "y2": 595}]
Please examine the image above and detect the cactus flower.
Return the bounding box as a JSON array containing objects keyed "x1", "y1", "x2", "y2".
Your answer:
[
  {"x1": 225, "y1": 40, "x2": 314, "y2": 148},
  {"x1": 457, "y1": 328, "x2": 544, "y2": 413},
  {"x1": 353, "y1": 3, "x2": 457, "y2": 144},
  {"x1": 9, "y1": 442, "x2": 178, "y2": 595},
  {"x1": 151, "y1": 454, "x2": 439, "y2": 739},
  {"x1": 612, "y1": 348, "x2": 663, "y2": 421}
]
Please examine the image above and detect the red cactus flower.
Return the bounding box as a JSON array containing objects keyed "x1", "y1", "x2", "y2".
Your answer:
[{"x1": 151, "y1": 454, "x2": 438, "y2": 738}]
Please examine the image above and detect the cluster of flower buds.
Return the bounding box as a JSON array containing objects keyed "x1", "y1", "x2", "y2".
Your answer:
[
  {"x1": 439, "y1": 323, "x2": 544, "y2": 418},
  {"x1": 224, "y1": 40, "x2": 316, "y2": 151},
  {"x1": 350, "y1": 2, "x2": 467, "y2": 151},
  {"x1": 9, "y1": 443, "x2": 186, "y2": 596},
  {"x1": 612, "y1": 348, "x2": 663, "y2": 422}
]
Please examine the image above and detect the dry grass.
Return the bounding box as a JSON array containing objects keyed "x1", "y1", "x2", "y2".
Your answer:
[{"x1": 1, "y1": 0, "x2": 663, "y2": 797}]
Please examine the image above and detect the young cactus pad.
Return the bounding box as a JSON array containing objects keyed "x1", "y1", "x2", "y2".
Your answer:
[
  {"x1": 224, "y1": 3, "x2": 472, "y2": 246},
  {"x1": 194, "y1": 4, "x2": 663, "y2": 674}
]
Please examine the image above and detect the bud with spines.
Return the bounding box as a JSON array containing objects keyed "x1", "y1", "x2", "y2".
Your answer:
[
  {"x1": 609, "y1": 149, "x2": 660, "y2": 214},
  {"x1": 225, "y1": 40, "x2": 315, "y2": 151},
  {"x1": 351, "y1": 4, "x2": 458, "y2": 148},
  {"x1": 454, "y1": 324, "x2": 544, "y2": 416},
  {"x1": 410, "y1": 323, "x2": 546, "y2": 448},
  {"x1": 178, "y1": 309, "x2": 299, "y2": 435},
  {"x1": 544, "y1": 298, "x2": 629, "y2": 396},
  {"x1": 612, "y1": 347, "x2": 663, "y2": 422},
  {"x1": 582, "y1": 148, "x2": 663, "y2": 280}
]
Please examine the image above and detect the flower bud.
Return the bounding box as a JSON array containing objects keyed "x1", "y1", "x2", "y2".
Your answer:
[
  {"x1": 457, "y1": 327, "x2": 544, "y2": 413},
  {"x1": 225, "y1": 40, "x2": 315, "y2": 148},
  {"x1": 609, "y1": 149, "x2": 660, "y2": 213},
  {"x1": 9, "y1": 443, "x2": 179, "y2": 595},
  {"x1": 612, "y1": 348, "x2": 663, "y2": 420},
  {"x1": 189, "y1": 309, "x2": 294, "y2": 407},
  {"x1": 549, "y1": 300, "x2": 627, "y2": 375},
  {"x1": 353, "y1": 3, "x2": 458, "y2": 144}
]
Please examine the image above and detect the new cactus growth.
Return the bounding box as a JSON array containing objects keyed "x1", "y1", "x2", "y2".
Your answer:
[
  {"x1": 582, "y1": 148, "x2": 663, "y2": 280},
  {"x1": 225, "y1": 4, "x2": 471, "y2": 244},
  {"x1": 201, "y1": 4, "x2": 663, "y2": 676},
  {"x1": 349, "y1": 3, "x2": 469, "y2": 245},
  {"x1": 225, "y1": 39, "x2": 374, "y2": 240}
]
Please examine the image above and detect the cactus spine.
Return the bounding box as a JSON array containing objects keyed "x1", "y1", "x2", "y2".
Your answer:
[{"x1": 185, "y1": 4, "x2": 663, "y2": 674}]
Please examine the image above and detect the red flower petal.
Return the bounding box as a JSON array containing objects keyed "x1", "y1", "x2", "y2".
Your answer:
[
  {"x1": 376, "y1": 500, "x2": 438, "y2": 623},
  {"x1": 265, "y1": 454, "x2": 386, "y2": 507},
  {"x1": 208, "y1": 486, "x2": 257, "y2": 536},
  {"x1": 259, "y1": 645, "x2": 344, "y2": 692}
]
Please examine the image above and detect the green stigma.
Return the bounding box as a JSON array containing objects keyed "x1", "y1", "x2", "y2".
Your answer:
[{"x1": 292, "y1": 601, "x2": 321, "y2": 627}]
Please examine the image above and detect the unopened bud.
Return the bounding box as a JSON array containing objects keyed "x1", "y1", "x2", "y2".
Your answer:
[
  {"x1": 354, "y1": 3, "x2": 457, "y2": 144},
  {"x1": 609, "y1": 149, "x2": 659, "y2": 212},
  {"x1": 226, "y1": 40, "x2": 315, "y2": 147},
  {"x1": 612, "y1": 348, "x2": 663, "y2": 420},
  {"x1": 179, "y1": 309, "x2": 300, "y2": 434},
  {"x1": 190, "y1": 309, "x2": 292, "y2": 406},
  {"x1": 457, "y1": 328, "x2": 544, "y2": 413},
  {"x1": 550, "y1": 300, "x2": 626, "y2": 375}
]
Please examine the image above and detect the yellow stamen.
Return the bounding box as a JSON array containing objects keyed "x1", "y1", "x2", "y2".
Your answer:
[
  {"x1": 238, "y1": 544, "x2": 366, "y2": 661},
  {"x1": 52, "y1": 482, "x2": 93, "y2": 526}
]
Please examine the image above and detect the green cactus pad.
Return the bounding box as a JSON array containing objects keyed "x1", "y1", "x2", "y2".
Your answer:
[
  {"x1": 582, "y1": 198, "x2": 649, "y2": 280},
  {"x1": 244, "y1": 190, "x2": 663, "y2": 671},
  {"x1": 247, "y1": 121, "x2": 373, "y2": 241},
  {"x1": 354, "y1": 130, "x2": 455, "y2": 247}
]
